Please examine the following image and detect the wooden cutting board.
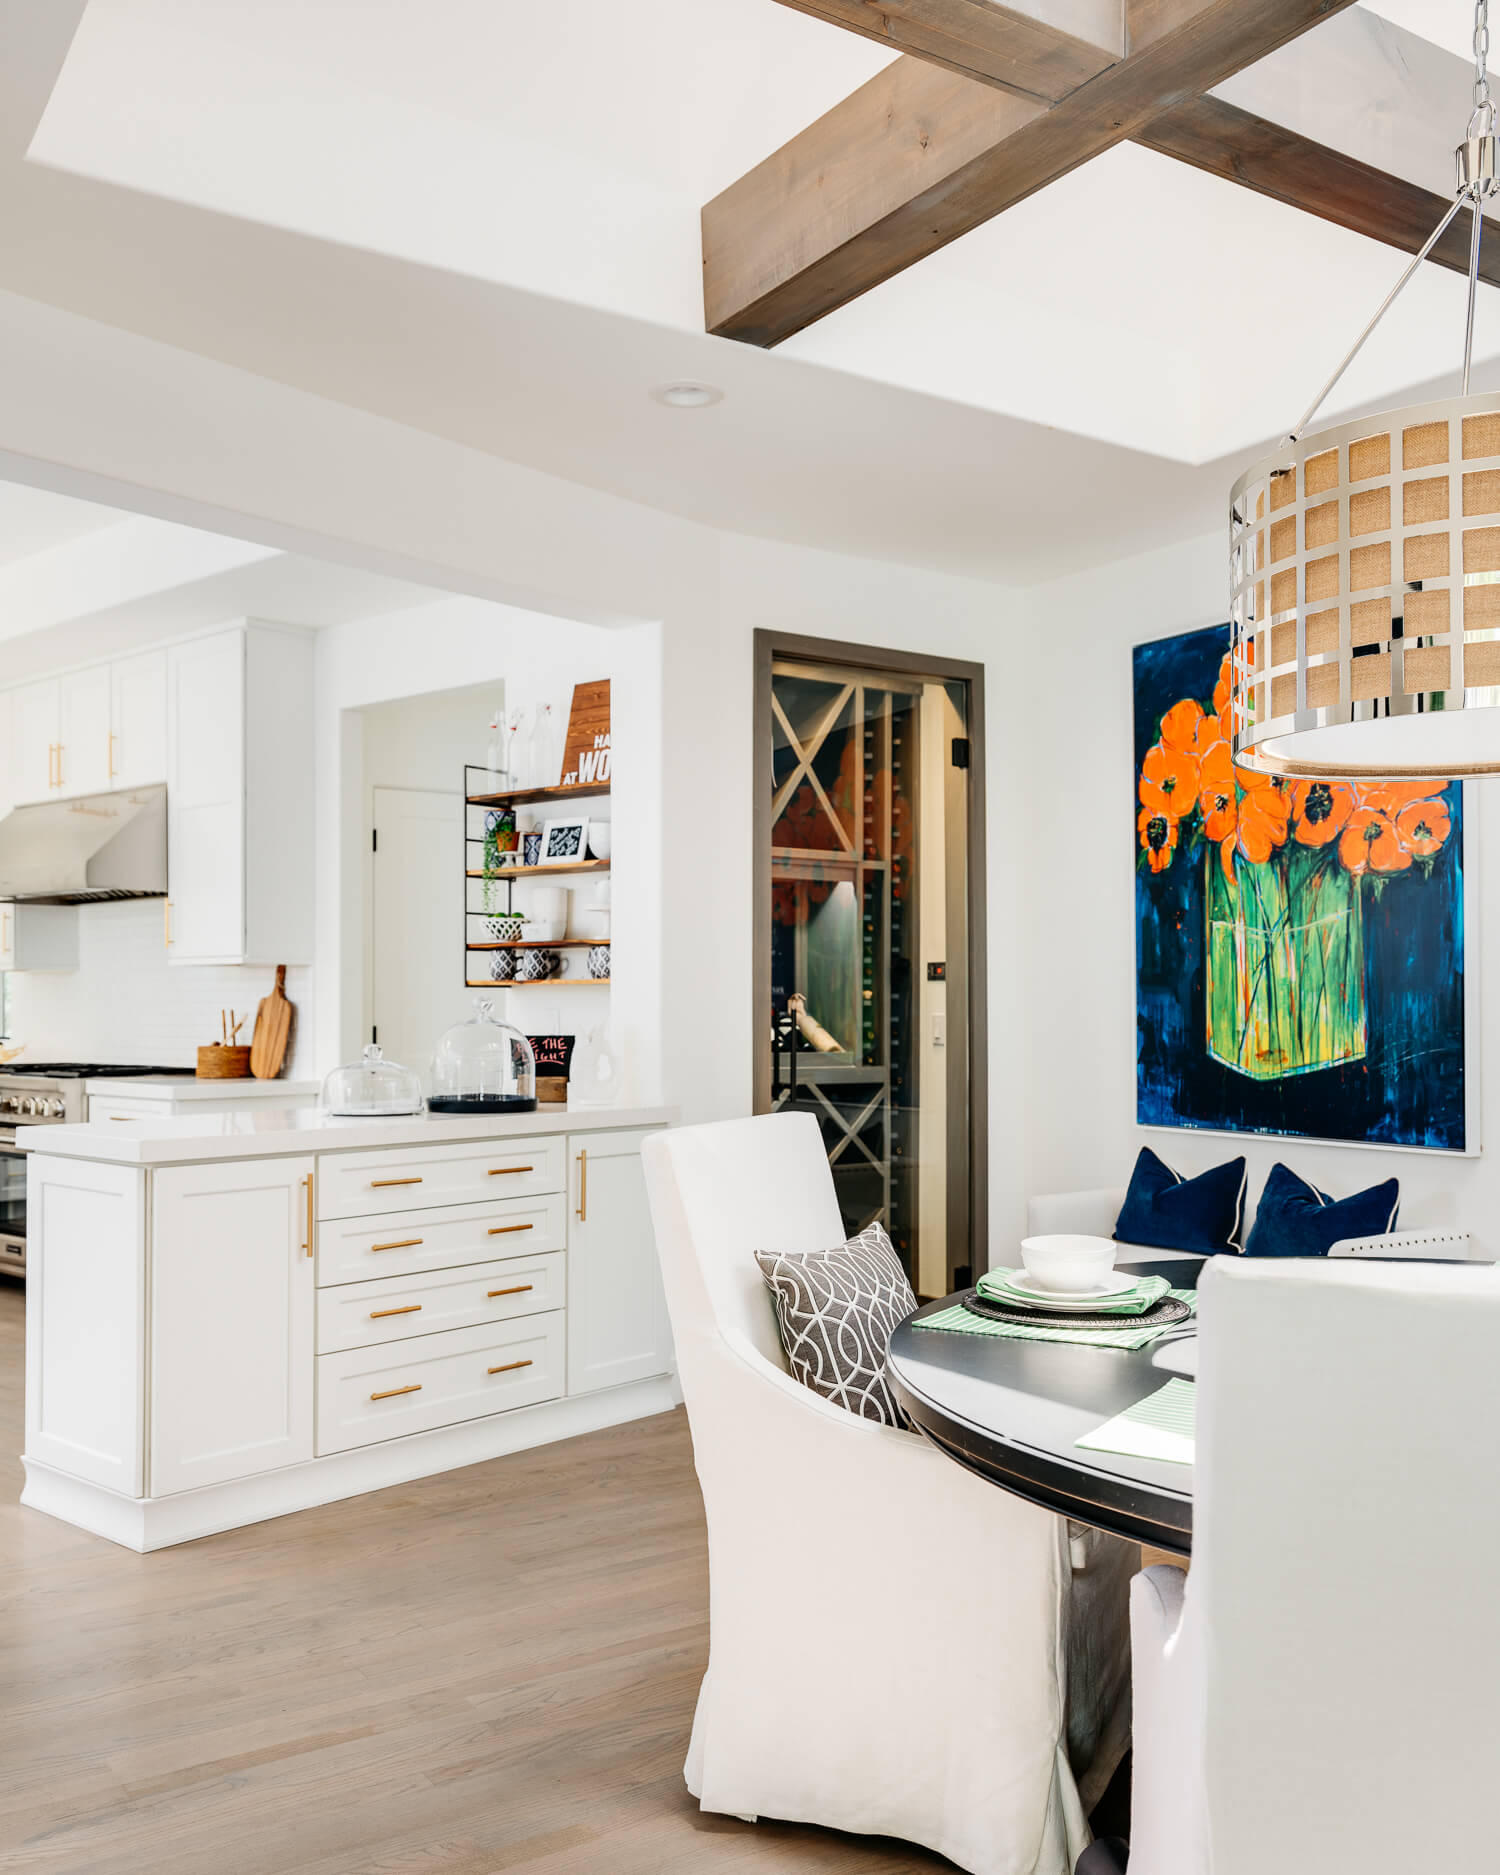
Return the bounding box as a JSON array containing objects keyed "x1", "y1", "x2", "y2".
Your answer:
[{"x1": 250, "y1": 966, "x2": 293, "y2": 1080}]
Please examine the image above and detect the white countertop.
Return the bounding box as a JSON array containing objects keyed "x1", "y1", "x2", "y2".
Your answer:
[
  {"x1": 21, "y1": 1103, "x2": 676, "y2": 1166},
  {"x1": 85, "y1": 1076, "x2": 321, "y2": 1100}
]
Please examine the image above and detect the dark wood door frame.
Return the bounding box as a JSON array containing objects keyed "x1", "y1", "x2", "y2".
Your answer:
[{"x1": 752, "y1": 629, "x2": 988, "y2": 1280}]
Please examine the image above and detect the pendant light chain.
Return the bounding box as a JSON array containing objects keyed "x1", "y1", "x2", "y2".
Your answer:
[{"x1": 1290, "y1": 0, "x2": 1499, "y2": 439}]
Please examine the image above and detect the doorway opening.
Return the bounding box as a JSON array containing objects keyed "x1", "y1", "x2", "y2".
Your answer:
[{"x1": 753, "y1": 634, "x2": 986, "y2": 1299}]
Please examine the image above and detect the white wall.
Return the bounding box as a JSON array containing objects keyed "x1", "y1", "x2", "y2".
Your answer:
[
  {"x1": 360, "y1": 681, "x2": 503, "y2": 792},
  {"x1": 1023, "y1": 529, "x2": 1497, "y2": 1248},
  {"x1": 9, "y1": 899, "x2": 312, "y2": 1075}
]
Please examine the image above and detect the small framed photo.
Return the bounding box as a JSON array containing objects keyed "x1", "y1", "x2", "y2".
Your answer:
[{"x1": 540, "y1": 816, "x2": 590, "y2": 863}]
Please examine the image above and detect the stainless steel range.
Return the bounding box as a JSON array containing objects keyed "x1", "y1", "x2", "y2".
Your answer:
[{"x1": 0, "y1": 1064, "x2": 194, "y2": 1277}]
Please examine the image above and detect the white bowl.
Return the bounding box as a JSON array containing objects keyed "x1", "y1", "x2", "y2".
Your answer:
[{"x1": 1019, "y1": 1234, "x2": 1118, "y2": 1295}]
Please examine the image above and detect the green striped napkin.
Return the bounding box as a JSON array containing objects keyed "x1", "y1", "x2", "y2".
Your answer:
[
  {"x1": 976, "y1": 1266, "x2": 1169, "y2": 1317},
  {"x1": 1075, "y1": 1378, "x2": 1196, "y2": 1466},
  {"x1": 913, "y1": 1288, "x2": 1197, "y2": 1352}
]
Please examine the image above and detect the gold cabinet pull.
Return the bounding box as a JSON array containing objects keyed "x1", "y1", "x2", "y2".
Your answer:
[
  {"x1": 370, "y1": 1236, "x2": 423, "y2": 1252},
  {"x1": 488, "y1": 1359, "x2": 533, "y2": 1376},
  {"x1": 488, "y1": 1283, "x2": 533, "y2": 1298},
  {"x1": 107, "y1": 730, "x2": 117, "y2": 782},
  {"x1": 487, "y1": 1222, "x2": 533, "y2": 1236},
  {"x1": 488, "y1": 1165, "x2": 533, "y2": 1176},
  {"x1": 163, "y1": 899, "x2": 173, "y2": 947},
  {"x1": 370, "y1": 1383, "x2": 421, "y2": 1401},
  {"x1": 302, "y1": 1173, "x2": 314, "y2": 1257},
  {"x1": 576, "y1": 1148, "x2": 588, "y2": 1222},
  {"x1": 370, "y1": 1304, "x2": 421, "y2": 1319},
  {"x1": 108, "y1": 1116, "x2": 138, "y2": 1122},
  {"x1": 371, "y1": 1176, "x2": 422, "y2": 1188}
]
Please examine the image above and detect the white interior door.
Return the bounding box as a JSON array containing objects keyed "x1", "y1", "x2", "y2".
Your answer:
[{"x1": 372, "y1": 786, "x2": 467, "y2": 1080}]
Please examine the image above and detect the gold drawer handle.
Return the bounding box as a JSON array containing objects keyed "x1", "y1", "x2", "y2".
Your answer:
[
  {"x1": 370, "y1": 1383, "x2": 421, "y2": 1401},
  {"x1": 371, "y1": 1176, "x2": 423, "y2": 1188},
  {"x1": 108, "y1": 1116, "x2": 138, "y2": 1122},
  {"x1": 370, "y1": 1304, "x2": 422, "y2": 1320},
  {"x1": 488, "y1": 1165, "x2": 533, "y2": 1176},
  {"x1": 488, "y1": 1359, "x2": 533, "y2": 1375},
  {"x1": 370, "y1": 1237, "x2": 423, "y2": 1252},
  {"x1": 487, "y1": 1222, "x2": 533, "y2": 1236},
  {"x1": 488, "y1": 1283, "x2": 534, "y2": 1298}
]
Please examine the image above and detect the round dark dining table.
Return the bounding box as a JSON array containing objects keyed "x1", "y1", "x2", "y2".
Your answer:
[{"x1": 887, "y1": 1255, "x2": 1201, "y2": 1557}]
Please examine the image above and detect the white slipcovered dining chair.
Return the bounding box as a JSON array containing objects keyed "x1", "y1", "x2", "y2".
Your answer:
[
  {"x1": 642, "y1": 1112, "x2": 1134, "y2": 1875},
  {"x1": 1124, "y1": 1254, "x2": 1500, "y2": 1875}
]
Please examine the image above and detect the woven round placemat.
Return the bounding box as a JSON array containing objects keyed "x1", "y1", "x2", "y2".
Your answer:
[{"x1": 962, "y1": 1291, "x2": 1192, "y2": 1332}]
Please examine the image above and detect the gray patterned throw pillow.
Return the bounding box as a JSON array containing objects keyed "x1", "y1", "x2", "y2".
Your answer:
[{"x1": 755, "y1": 1223, "x2": 918, "y2": 1427}]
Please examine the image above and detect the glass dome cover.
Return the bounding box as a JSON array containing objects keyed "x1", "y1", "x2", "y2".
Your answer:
[
  {"x1": 320, "y1": 1043, "x2": 424, "y2": 1117},
  {"x1": 428, "y1": 998, "x2": 537, "y2": 1114}
]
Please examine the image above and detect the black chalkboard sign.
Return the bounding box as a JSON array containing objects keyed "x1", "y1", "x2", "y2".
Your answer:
[{"x1": 527, "y1": 1034, "x2": 575, "y2": 1077}]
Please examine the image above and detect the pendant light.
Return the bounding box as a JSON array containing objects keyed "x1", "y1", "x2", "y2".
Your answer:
[{"x1": 1230, "y1": 0, "x2": 1500, "y2": 778}]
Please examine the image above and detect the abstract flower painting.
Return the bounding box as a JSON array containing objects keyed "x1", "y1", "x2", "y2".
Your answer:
[{"x1": 1134, "y1": 623, "x2": 1470, "y2": 1151}]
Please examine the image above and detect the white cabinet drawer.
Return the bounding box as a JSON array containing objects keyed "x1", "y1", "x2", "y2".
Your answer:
[
  {"x1": 316, "y1": 1193, "x2": 565, "y2": 1288},
  {"x1": 316, "y1": 1135, "x2": 565, "y2": 1220},
  {"x1": 315, "y1": 1313, "x2": 564, "y2": 1455},
  {"x1": 316, "y1": 1250, "x2": 565, "y2": 1353}
]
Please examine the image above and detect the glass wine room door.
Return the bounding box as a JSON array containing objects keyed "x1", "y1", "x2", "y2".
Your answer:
[{"x1": 754, "y1": 640, "x2": 982, "y2": 1298}]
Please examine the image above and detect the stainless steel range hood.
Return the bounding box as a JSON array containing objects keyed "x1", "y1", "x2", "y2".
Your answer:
[{"x1": 0, "y1": 785, "x2": 167, "y2": 903}]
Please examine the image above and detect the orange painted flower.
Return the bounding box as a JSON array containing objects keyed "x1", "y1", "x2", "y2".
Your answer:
[
  {"x1": 1219, "y1": 833, "x2": 1237, "y2": 884},
  {"x1": 1360, "y1": 781, "x2": 1449, "y2": 814},
  {"x1": 1394, "y1": 796, "x2": 1451, "y2": 857},
  {"x1": 1234, "y1": 770, "x2": 1290, "y2": 864},
  {"x1": 1290, "y1": 779, "x2": 1356, "y2": 848},
  {"x1": 1140, "y1": 741, "x2": 1199, "y2": 818},
  {"x1": 1159, "y1": 699, "x2": 1205, "y2": 755},
  {"x1": 1339, "y1": 807, "x2": 1411, "y2": 875},
  {"x1": 1138, "y1": 805, "x2": 1178, "y2": 874},
  {"x1": 1197, "y1": 741, "x2": 1236, "y2": 841}
]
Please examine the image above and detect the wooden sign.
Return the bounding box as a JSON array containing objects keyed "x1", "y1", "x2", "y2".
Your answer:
[
  {"x1": 527, "y1": 1034, "x2": 576, "y2": 1077},
  {"x1": 560, "y1": 680, "x2": 611, "y2": 790}
]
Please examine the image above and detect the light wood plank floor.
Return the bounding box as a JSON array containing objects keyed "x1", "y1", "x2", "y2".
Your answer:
[{"x1": 0, "y1": 1282, "x2": 951, "y2": 1874}]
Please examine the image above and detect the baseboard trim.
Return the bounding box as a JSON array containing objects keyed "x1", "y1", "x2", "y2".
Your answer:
[{"x1": 21, "y1": 1376, "x2": 678, "y2": 1553}]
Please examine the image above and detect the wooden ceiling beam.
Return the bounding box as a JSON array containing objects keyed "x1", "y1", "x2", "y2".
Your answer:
[
  {"x1": 768, "y1": 1, "x2": 1125, "y2": 103},
  {"x1": 1138, "y1": 94, "x2": 1500, "y2": 292},
  {"x1": 708, "y1": 0, "x2": 1359, "y2": 345}
]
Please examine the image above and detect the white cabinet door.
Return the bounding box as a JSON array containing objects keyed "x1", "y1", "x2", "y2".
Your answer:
[
  {"x1": 166, "y1": 631, "x2": 244, "y2": 964},
  {"x1": 149, "y1": 1155, "x2": 315, "y2": 1495},
  {"x1": 57, "y1": 666, "x2": 112, "y2": 798},
  {"x1": 25, "y1": 1156, "x2": 146, "y2": 1495},
  {"x1": 13, "y1": 678, "x2": 59, "y2": 803},
  {"x1": 566, "y1": 1129, "x2": 673, "y2": 1395},
  {"x1": 0, "y1": 690, "x2": 14, "y2": 820},
  {"x1": 110, "y1": 649, "x2": 167, "y2": 790}
]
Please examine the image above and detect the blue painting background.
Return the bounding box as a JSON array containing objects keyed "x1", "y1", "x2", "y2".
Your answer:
[{"x1": 1134, "y1": 623, "x2": 1467, "y2": 1151}]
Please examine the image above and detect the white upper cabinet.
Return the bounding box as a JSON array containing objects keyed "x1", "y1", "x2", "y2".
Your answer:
[
  {"x1": 165, "y1": 623, "x2": 313, "y2": 966},
  {"x1": 57, "y1": 666, "x2": 113, "y2": 799},
  {"x1": 109, "y1": 649, "x2": 167, "y2": 791},
  {"x1": 13, "y1": 678, "x2": 59, "y2": 805},
  {"x1": 0, "y1": 689, "x2": 14, "y2": 820}
]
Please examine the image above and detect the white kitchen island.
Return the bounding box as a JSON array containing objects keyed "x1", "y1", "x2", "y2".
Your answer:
[{"x1": 20, "y1": 1104, "x2": 677, "y2": 1550}]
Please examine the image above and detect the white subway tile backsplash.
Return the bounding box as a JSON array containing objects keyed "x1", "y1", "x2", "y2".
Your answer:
[{"x1": 6, "y1": 899, "x2": 313, "y2": 1076}]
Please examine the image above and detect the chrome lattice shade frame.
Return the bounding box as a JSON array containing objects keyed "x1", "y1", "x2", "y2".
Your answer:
[{"x1": 1230, "y1": 393, "x2": 1500, "y2": 777}]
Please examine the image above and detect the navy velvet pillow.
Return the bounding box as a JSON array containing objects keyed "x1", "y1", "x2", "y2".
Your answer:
[
  {"x1": 1243, "y1": 1163, "x2": 1400, "y2": 1258},
  {"x1": 1113, "y1": 1147, "x2": 1247, "y2": 1255}
]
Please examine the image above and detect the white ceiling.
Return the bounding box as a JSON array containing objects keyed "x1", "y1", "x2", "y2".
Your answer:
[
  {"x1": 0, "y1": 0, "x2": 1496, "y2": 587},
  {"x1": 0, "y1": 481, "x2": 119, "y2": 567}
]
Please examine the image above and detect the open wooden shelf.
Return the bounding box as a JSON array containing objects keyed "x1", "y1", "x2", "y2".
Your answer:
[
  {"x1": 466, "y1": 978, "x2": 610, "y2": 989},
  {"x1": 466, "y1": 859, "x2": 610, "y2": 880},
  {"x1": 467, "y1": 781, "x2": 612, "y2": 809},
  {"x1": 466, "y1": 937, "x2": 609, "y2": 950}
]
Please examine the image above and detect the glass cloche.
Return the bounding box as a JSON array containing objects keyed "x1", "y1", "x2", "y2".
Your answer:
[
  {"x1": 428, "y1": 998, "x2": 537, "y2": 1114},
  {"x1": 320, "y1": 1043, "x2": 424, "y2": 1116}
]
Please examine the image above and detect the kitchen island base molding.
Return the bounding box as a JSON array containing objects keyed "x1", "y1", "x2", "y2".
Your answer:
[{"x1": 21, "y1": 1375, "x2": 680, "y2": 1553}]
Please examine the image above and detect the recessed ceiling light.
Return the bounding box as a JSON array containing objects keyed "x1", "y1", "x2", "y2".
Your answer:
[{"x1": 652, "y1": 382, "x2": 724, "y2": 409}]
